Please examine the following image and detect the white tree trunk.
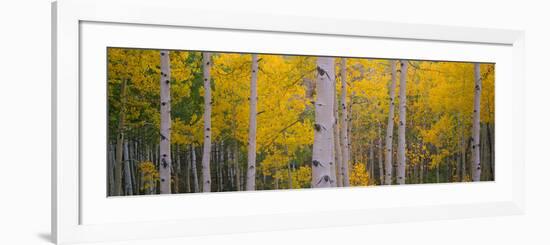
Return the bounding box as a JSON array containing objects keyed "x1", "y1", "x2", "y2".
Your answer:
[
  {"x1": 348, "y1": 91, "x2": 354, "y2": 165},
  {"x1": 397, "y1": 60, "x2": 408, "y2": 185},
  {"x1": 114, "y1": 78, "x2": 127, "y2": 196},
  {"x1": 219, "y1": 141, "x2": 224, "y2": 191},
  {"x1": 202, "y1": 52, "x2": 212, "y2": 192},
  {"x1": 377, "y1": 122, "x2": 384, "y2": 184},
  {"x1": 123, "y1": 140, "x2": 133, "y2": 195},
  {"x1": 190, "y1": 144, "x2": 199, "y2": 192},
  {"x1": 159, "y1": 50, "x2": 172, "y2": 194},
  {"x1": 108, "y1": 144, "x2": 115, "y2": 195},
  {"x1": 471, "y1": 63, "x2": 482, "y2": 182},
  {"x1": 234, "y1": 143, "x2": 241, "y2": 191},
  {"x1": 369, "y1": 141, "x2": 374, "y2": 179},
  {"x1": 246, "y1": 54, "x2": 259, "y2": 191},
  {"x1": 384, "y1": 60, "x2": 398, "y2": 185},
  {"x1": 185, "y1": 148, "x2": 191, "y2": 193},
  {"x1": 312, "y1": 57, "x2": 336, "y2": 188},
  {"x1": 334, "y1": 79, "x2": 343, "y2": 187},
  {"x1": 339, "y1": 58, "x2": 350, "y2": 187}
]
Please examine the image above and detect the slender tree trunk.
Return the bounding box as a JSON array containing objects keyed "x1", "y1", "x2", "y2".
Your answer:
[
  {"x1": 348, "y1": 90, "x2": 354, "y2": 165},
  {"x1": 420, "y1": 157, "x2": 424, "y2": 184},
  {"x1": 456, "y1": 115, "x2": 462, "y2": 181},
  {"x1": 284, "y1": 142, "x2": 293, "y2": 189},
  {"x1": 173, "y1": 144, "x2": 180, "y2": 193},
  {"x1": 234, "y1": 142, "x2": 241, "y2": 191},
  {"x1": 287, "y1": 163, "x2": 293, "y2": 189},
  {"x1": 201, "y1": 52, "x2": 212, "y2": 192},
  {"x1": 190, "y1": 144, "x2": 200, "y2": 192},
  {"x1": 369, "y1": 141, "x2": 374, "y2": 182},
  {"x1": 396, "y1": 61, "x2": 407, "y2": 185},
  {"x1": 312, "y1": 57, "x2": 336, "y2": 188},
  {"x1": 377, "y1": 122, "x2": 384, "y2": 184},
  {"x1": 219, "y1": 141, "x2": 224, "y2": 191},
  {"x1": 228, "y1": 148, "x2": 234, "y2": 189},
  {"x1": 334, "y1": 79, "x2": 343, "y2": 187},
  {"x1": 123, "y1": 140, "x2": 133, "y2": 195},
  {"x1": 159, "y1": 50, "x2": 172, "y2": 194},
  {"x1": 436, "y1": 162, "x2": 440, "y2": 183},
  {"x1": 114, "y1": 78, "x2": 127, "y2": 196},
  {"x1": 479, "y1": 122, "x2": 487, "y2": 181},
  {"x1": 339, "y1": 58, "x2": 350, "y2": 187},
  {"x1": 471, "y1": 63, "x2": 482, "y2": 182},
  {"x1": 461, "y1": 130, "x2": 467, "y2": 181},
  {"x1": 186, "y1": 147, "x2": 191, "y2": 193},
  {"x1": 384, "y1": 60, "x2": 398, "y2": 185},
  {"x1": 486, "y1": 124, "x2": 495, "y2": 180},
  {"x1": 132, "y1": 141, "x2": 139, "y2": 193},
  {"x1": 108, "y1": 143, "x2": 115, "y2": 195},
  {"x1": 246, "y1": 54, "x2": 259, "y2": 191}
]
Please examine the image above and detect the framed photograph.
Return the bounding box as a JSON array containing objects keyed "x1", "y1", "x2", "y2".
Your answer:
[{"x1": 52, "y1": 0, "x2": 525, "y2": 244}]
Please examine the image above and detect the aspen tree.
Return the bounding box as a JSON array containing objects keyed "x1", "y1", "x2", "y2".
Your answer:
[
  {"x1": 396, "y1": 60, "x2": 408, "y2": 185},
  {"x1": 334, "y1": 76, "x2": 343, "y2": 187},
  {"x1": 471, "y1": 63, "x2": 482, "y2": 182},
  {"x1": 114, "y1": 78, "x2": 127, "y2": 195},
  {"x1": 246, "y1": 54, "x2": 259, "y2": 191},
  {"x1": 202, "y1": 52, "x2": 213, "y2": 192},
  {"x1": 190, "y1": 144, "x2": 200, "y2": 192},
  {"x1": 340, "y1": 58, "x2": 350, "y2": 187},
  {"x1": 123, "y1": 140, "x2": 133, "y2": 195},
  {"x1": 377, "y1": 122, "x2": 384, "y2": 184},
  {"x1": 384, "y1": 60, "x2": 398, "y2": 185},
  {"x1": 312, "y1": 57, "x2": 336, "y2": 188},
  {"x1": 159, "y1": 50, "x2": 172, "y2": 194}
]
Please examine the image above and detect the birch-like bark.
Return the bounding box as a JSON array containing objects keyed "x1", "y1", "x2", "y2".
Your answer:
[
  {"x1": 123, "y1": 140, "x2": 133, "y2": 195},
  {"x1": 339, "y1": 58, "x2": 350, "y2": 187},
  {"x1": 114, "y1": 78, "x2": 127, "y2": 196},
  {"x1": 108, "y1": 144, "x2": 115, "y2": 195},
  {"x1": 172, "y1": 145, "x2": 180, "y2": 193},
  {"x1": 384, "y1": 60, "x2": 398, "y2": 185},
  {"x1": 369, "y1": 140, "x2": 374, "y2": 180},
  {"x1": 202, "y1": 52, "x2": 212, "y2": 192},
  {"x1": 219, "y1": 141, "x2": 224, "y2": 191},
  {"x1": 471, "y1": 63, "x2": 482, "y2": 182},
  {"x1": 377, "y1": 122, "x2": 384, "y2": 184},
  {"x1": 396, "y1": 60, "x2": 408, "y2": 185},
  {"x1": 234, "y1": 142, "x2": 241, "y2": 191},
  {"x1": 246, "y1": 54, "x2": 258, "y2": 191},
  {"x1": 132, "y1": 142, "x2": 139, "y2": 192},
  {"x1": 185, "y1": 148, "x2": 191, "y2": 193},
  {"x1": 486, "y1": 124, "x2": 495, "y2": 180},
  {"x1": 159, "y1": 50, "x2": 172, "y2": 194},
  {"x1": 190, "y1": 144, "x2": 199, "y2": 192},
  {"x1": 312, "y1": 57, "x2": 335, "y2": 188},
  {"x1": 283, "y1": 140, "x2": 293, "y2": 189},
  {"x1": 334, "y1": 80, "x2": 343, "y2": 187}
]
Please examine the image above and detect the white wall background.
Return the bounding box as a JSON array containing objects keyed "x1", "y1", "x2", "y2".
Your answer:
[{"x1": 0, "y1": 0, "x2": 548, "y2": 244}]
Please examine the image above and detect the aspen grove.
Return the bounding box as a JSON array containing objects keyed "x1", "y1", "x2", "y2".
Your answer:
[{"x1": 107, "y1": 48, "x2": 495, "y2": 196}]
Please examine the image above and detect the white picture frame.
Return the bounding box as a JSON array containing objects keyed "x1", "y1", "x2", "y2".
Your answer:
[{"x1": 52, "y1": 0, "x2": 525, "y2": 244}]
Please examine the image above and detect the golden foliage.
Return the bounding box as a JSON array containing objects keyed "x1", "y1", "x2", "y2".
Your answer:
[
  {"x1": 138, "y1": 161, "x2": 159, "y2": 192},
  {"x1": 108, "y1": 47, "x2": 495, "y2": 189},
  {"x1": 349, "y1": 163, "x2": 371, "y2": 186}
]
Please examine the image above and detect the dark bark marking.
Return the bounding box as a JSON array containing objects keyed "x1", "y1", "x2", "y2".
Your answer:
[
  {"x1": 312, "y1": 160, "x2": 323, "y2": 167},
  {"x1": 314, "y1": 123, "x2": 325, "y2": 132}
]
